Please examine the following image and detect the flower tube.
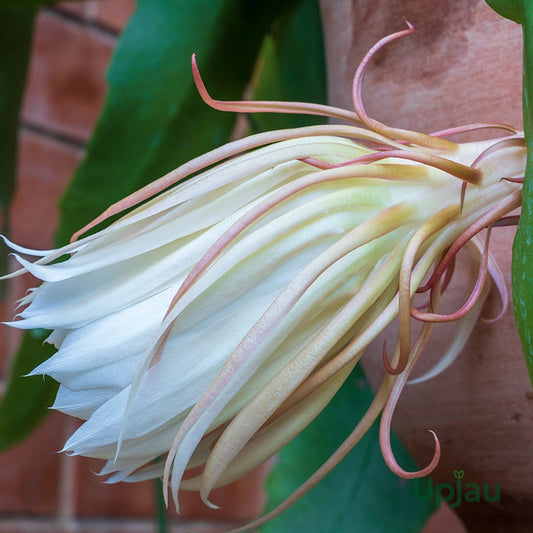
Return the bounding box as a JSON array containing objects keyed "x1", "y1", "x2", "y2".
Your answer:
[{"x1": 2, "y1": 24, "x2": 526, "y2": 530}]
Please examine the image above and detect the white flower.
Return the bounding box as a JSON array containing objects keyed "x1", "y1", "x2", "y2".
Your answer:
[{"x1": 2, "y1": 23, "x2": 526, "y2": 530}]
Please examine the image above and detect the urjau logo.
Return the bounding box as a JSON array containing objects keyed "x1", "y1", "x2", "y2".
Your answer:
[{"x1": 413, "y1": 470, "x2": 501, "y2": 509}]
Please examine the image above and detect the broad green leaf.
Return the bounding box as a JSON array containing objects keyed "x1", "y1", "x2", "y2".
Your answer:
[
  {"x1": 0, "y1": 6, "x2": 35, "y2": 283},
  {"x1": 0, "y1": 329, "x2": 57, "y2": 449},
  {"x1": 251, "y1": 0, "x2": 326, "y2": 132},
  {"x1": 485, "y1": 0, "x2": 523, "y2": 23},
  {"x1": 512, "y1": 2, "x2": 533, "y2": 385},
  {"x1": 0, "y1": 6, "x2": 42, "y2": 451},
  {"x1": 485, "y1": 0, "x2": 533, "y2": 385},
  {"x1": 488, "y1": 0, "x2": 533, "y2": 385},
  {"x1": 260, "y1": 367, "x2": 435, "y2": 533},
  {"x1": 55, "y1": 0, "x2": 301, "y2": 245},
  {"x1": 0, "y1": 0, "x2": 303, "y2": 448}
]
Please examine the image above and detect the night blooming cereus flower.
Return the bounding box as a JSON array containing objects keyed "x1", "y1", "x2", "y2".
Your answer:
[{"x1": 2, "y1": 24, "x2": 526, "y2": 530}]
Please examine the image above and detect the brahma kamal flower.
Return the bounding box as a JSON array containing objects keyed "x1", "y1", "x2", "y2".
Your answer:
[{"x1": 1, "y1": 23, "x2": 526, "y2": 530}]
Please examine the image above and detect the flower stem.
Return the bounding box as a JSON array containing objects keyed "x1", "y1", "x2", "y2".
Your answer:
[{"x1": 154, "y1": 471, "x2": 168, "y2": 533}]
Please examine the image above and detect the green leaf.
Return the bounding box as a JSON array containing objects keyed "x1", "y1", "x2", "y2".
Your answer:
[
  {"x1": 485, "y1": 0, "x2": 523, "y2": 24},
  {"x1": 55, "y1": 0, "x2": 301, "y2": 245},
  {"x1": 0, "y1": 0, "x2": 304, "y2": 448},
  {"x1": 0, "y1": 330, "x2": 58, "y2": 449},
  {"x1": 251, "y1": 0, "x2": 326, "y2": 132},
  {"x1": 0, "y1": 6, "x2": 36, "y2": 282},
  {"x1": 260, "y1": 367, "x2": 435, "y2": 533},
  {"x1": 0, "y1": 5, "x2": 39, "y2": 450},
  {"x1": 512, "y1": 0, "x2": 533, "y2": 385},
  {"x1": 486, "y1": 1, "x2": 533, "y2": 386}
]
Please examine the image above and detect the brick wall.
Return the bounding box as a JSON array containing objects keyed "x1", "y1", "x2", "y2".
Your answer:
[{"x1": 0, "y1": 2, "x2": 267, "y2": 532}]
